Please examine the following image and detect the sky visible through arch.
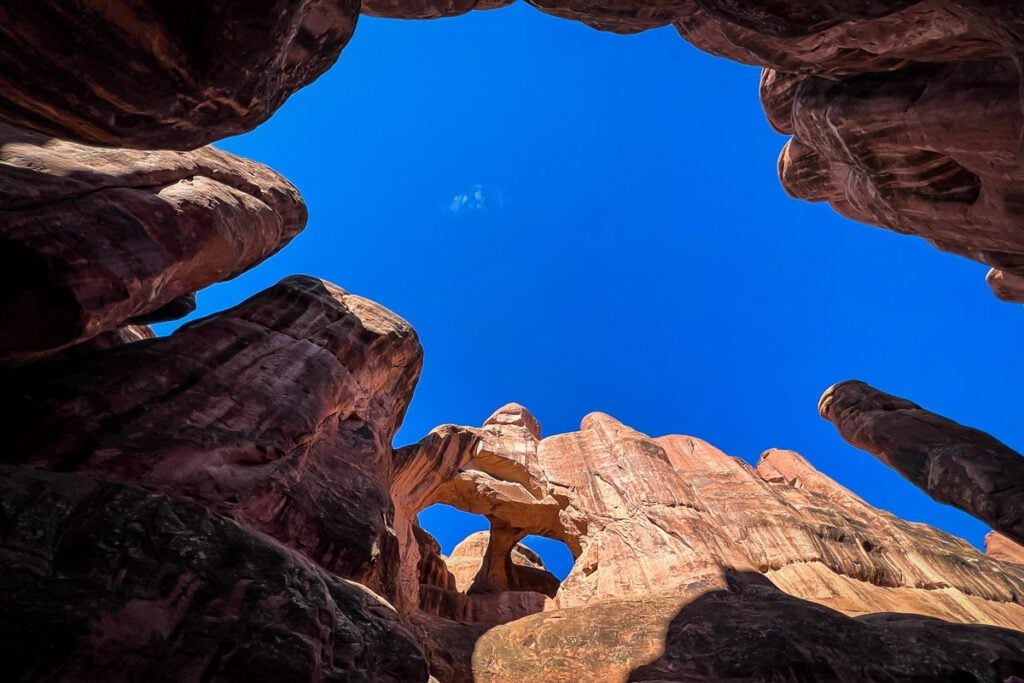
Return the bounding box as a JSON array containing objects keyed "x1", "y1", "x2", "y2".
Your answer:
[{"x1": 156, "y1": 4, "x2": 1024, "y2": 573}]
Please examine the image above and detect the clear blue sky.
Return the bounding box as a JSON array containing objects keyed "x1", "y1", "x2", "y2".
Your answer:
[{"x1": 157, "y1": 6, "x2": 1024, "y2": 579}]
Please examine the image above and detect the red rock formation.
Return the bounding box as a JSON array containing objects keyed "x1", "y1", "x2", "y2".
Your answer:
[
  {"x1": 0, "y1": 1, "x2": 358, "y2": 149},
  {"x1": 987, "y1": 531, "x2": 1024, "y2": 565},
  {"x1": 362, "y1": 0, "x2": 512, "y2": 20},
  {"x1": 397, "y1": 406, "x2": 1024, "y2": 680},
  {"x1": 0, "y1": 275, "x2": 423, "y2": 601},
  {"x1": 0, "y1": 123, "x2": 306, "y2": 361},
  {"x1": 668, "y1": 3, "x2": 1024, "y2": 299},
  {"x1": 475, "y1": 573, "x2": 1024, "y2": 683},
  {"x1": 0, "y1": 465, "x2": 427, "y2": 681},
  {"x1": 820, "y1": 380, "x2": 1024, "y2": 546}
]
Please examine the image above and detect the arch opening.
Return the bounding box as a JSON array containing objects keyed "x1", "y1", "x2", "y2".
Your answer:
[{"x1": 414, "y1": 503, "x2": 577, "y2": 625}]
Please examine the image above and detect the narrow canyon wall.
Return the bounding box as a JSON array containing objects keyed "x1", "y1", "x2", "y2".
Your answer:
[{"x1": 1, "y1": 1, "x2": 1023, "y2": 681}]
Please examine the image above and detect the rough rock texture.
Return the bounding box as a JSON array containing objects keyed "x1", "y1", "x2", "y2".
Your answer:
[
  {"x1": 0, "y1": 123, "x2": 306, "y2": 361},
  {"x1": 0, "y1": 1, "x2": 358, "y2": 149},
  {"x1": 0, "y1": 465, "x2": 427, "y2": 681},
  {"x1": 0, "y1": 275, "x2": 423, "y2": 601},
  {"x1": 667, "y1": 2, "x2": 1024, "y2": 299},
  {"x1": 362, "y1": 0, "x2": 513, "y2": 20},
  {"x1": 987, "y1": 532, "x2": 1024, "y2": 565},
  {"x1": 820, "y1": 380, "x2": 1024, "y2": 546},
  {"x1": 395, "y1": 405, "x2": 1024, "y2": 680},
  {"x1": 398, "y1": 406, "x2": 1024, "y2": 627},
  {"x1": 475, "y1": 573, "x2": 1024, "y2": 683},
  {"x1": 447, "y1": 531, "x2": 560, "y2": 598}
]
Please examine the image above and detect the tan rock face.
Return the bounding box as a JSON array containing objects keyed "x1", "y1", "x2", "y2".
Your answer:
[
  {"x1": 394, "y1": 405, "x2": 1024, "y2": 680},
  {"x1": 475, "y1": 574, "x2": 1024, "y2": 683},
  {"x1": 820, "y1": 380, "x2": 1024, "y2": 546},
  {"x1": 987, "y1": 531, "x2": 1024, "y2": 565},
  {"x1": 0, "y1": 123, "x2": 306, "y2": 361},
  {"x1": 0, "y1": 1, "x2": 358, "y2": 149},
  {"x1": 2, "y1": 276, "x2": 1022, "y2": 680},
  {"x1": 0, "y1": 275, "x2": 423, "y2": 600}
]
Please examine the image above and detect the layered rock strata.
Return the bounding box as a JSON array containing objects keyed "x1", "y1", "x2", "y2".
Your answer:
[
  {"x1": 2, "y1": 276, "x2": 1023, "y2": 679},
  {"x1": 0, "y1": 123, "x2": 306, "y2": 361},
  {"x1": 395, "y1": 404, "x2": 1024, "y2": 679},
  {"x1": 0, "y1": 275, "x2": 423, "y2": 601}
]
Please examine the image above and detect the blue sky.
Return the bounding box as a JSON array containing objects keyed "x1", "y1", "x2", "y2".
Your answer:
[{"x1": 158, "y1": 6, "x2": 1024, "y2": 579}]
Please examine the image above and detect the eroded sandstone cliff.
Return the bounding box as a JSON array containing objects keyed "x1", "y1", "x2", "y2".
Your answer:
[{"x1": 2, "y1": 1, "x2": 1024, "y2": 681}]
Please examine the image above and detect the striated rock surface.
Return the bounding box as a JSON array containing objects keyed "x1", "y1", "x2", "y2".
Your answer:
[
  {"x1": 1, "y1": 272, "x2": 1022, "y2": 680},
  {"x1": 667, "y1": 2, "x2": 1024, "y2": 298},
  {"x1": 0, "y1": 123, "x2": 306, "y2": 361},
  {"x1": 0, "y1": 1, "x2": 358, "y2": 149},
  {"x1": 820, "y1": 380, "x2": 1024, "y2": 546},
  {"x1": 475, "y1": 573, "x2": 1024, "y2": 683},
  {"x1": 0, "y1": 275, "x2": 423, "y2": 601},
  {"x1": 398, "y1": 406, "x2": 1024, "y2": 627},
  {"x1": 987, "y1": 532, "x2": 1024, "y2": 565},
  {"x1": 0, "y1": 465, "x2": 427, "y2": 682},
  {"x1": 395, "y1": 404, "x2": 1024, "y2": 680}
]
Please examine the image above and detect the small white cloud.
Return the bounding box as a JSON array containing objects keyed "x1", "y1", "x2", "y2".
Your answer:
[{"x1": 445, "y1": 184, "x2": 503, "y2": 215}]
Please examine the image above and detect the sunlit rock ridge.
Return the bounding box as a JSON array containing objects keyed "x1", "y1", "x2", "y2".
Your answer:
[{"x1": 1, "y1": 1, "x2": 1024, "y2": 681}]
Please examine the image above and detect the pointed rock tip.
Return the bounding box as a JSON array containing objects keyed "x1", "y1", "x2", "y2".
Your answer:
[
  {"x1": 580, "y1": 411, "x2": 624, "y2": 432},
  {"x1": 818, "y1": 379, "x2": 869, "y2": 419},
  {"x1": 484, "y1": 403, "x2": 541, "y2": 439}
]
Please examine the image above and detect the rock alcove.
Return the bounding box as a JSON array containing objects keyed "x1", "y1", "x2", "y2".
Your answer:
[{"x1": 2, "y1": 2, "x2": 1024, "y2": 682}]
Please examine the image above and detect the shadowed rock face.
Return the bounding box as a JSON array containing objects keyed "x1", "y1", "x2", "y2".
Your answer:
[
  {"x1": 0, "y1": 123, "x2": 307, "y2": 361},
  {"x1": 0, "y1": 275, "x2": 423, "y2": 600},
  {"x1": 2, "y1": 277, "x2": 1022, "y2": 680},
  {"x1": 474, "y1": 573, "x2": 1024, "y2": 683},
  {"x1": 0, "y1": 1, "x2": 358, "y2": 149},
  {"x1": 0, "y1": 465, "x2": 427, "y2": 682},
  {"x1": 820, "y1": 380, "x2": 1024, "y2": 547}
]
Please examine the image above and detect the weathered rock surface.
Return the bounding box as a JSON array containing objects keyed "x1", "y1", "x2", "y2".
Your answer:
[
  {"x1": 393, "y1": 404, "x2": 1024, "y2": 680},
  {"x1": 398, "y1": 406, "x2": 1024, "y2": 629},
  {"x1": 362, "y1": 0, "x2": 513, "y2": 20},
  {"x1": 0, "y1": 1, "x2": 358, "y2": 149},
  {"x1": 0, "y1": 465, "x2": 428, "y2": 682},
  {"x1": 475, "y1": 572, "x2": 1024, "y2": 683},
  {"x1": 820, "y1": 380, "x2": 1024, "y2": 546},
  {"x1": 2, "y1": 273, "x2": 1023, "y2": 680},
  {"x1": 447, "y1": 531, "x2": 560, "y2": 598},
  {"x1": 0, "y1": 123, "x2": 306, "y2": 361},
  {"x1": 987, "y1": 531, "x2": 1024, "y2": 565},
  {"x1": 0, "y1": 275, "x2": 423, "y2": 601},
  {"x1": 668, "y1": 3, "x2": 1024, "y2": 298}
]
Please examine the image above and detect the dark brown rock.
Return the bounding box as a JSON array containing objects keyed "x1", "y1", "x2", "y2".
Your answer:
[
  {"x1": 362, "y1": 0, "x2": 513, "y2": 20},
  {"x1": 0, "y1": 1, "x2": 358, "y2": 149},
  {"x1": 667, "y1": 2, "x2": 1024, "y2": 299},
  {"x1": 820, "y1": 380, "x2": 1024, "y2": 546},
  {"x1": 0, "y1": 123, "x2": 306, "y2": 361},
  {"x1": 0, "y1": 275, "x2": 423, "y2": 600},
  {"x1": 0, "y1": 465, "x2": 428, "y2": 682}
]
